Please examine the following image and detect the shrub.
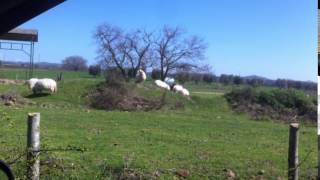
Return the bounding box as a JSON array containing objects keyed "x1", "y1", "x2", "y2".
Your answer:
[
  {"x1": 62, "y1": 56, "x2": 88, "y2": 71},
  {"x1": 151, "y1": 69, "x2": 161, "y2": 80},
  {"x1": 88, "y1": 65, "x2": 101, "y2": 76},
  {"x1": 189, "y1": 73, "x2": 203, "y2": 84},
  {"x1": 127, "y1": 68, "x2": 137, "y2": 78},
  {"x1": 224, "y1": 87, "x2": 258, "y2": 104},
  {"x1": 89, "y1": 81, "x2": 128, "y2": 110},
  {"x1": 88, "y1": 75, "x2": 164, "y2": 111},
  {"x1": 175, "y1": 71, "x2": 189, "y2": 84},
  {"x1": 233, "y1": 76, "x2": 243, "y2": 85},
  {"x1": 246, "y1": 79, "x2": 263, "y2": 87},
  {"x1": 224, "y1": 87, "x2": 316, "y2": 123},
  {"x1": 219, "y1": 74, "x2": 234, "y2": 85},
  {"x1": 105, "y1": 68, "x2": 125, "y2": 83},
  {"x1": 202, "y1": 73, "x2": 215, "y2": 83}
]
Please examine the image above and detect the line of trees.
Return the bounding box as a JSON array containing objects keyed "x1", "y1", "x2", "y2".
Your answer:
[
  {"x1": 58, "y1": 23, "x2": 316, "y2": 92},
  {"x1": 150, "y1": 71, "x2": 316, "y2": 91},
  {"x1": 94, "y1": 23, "x2": 207, "y2": 80},
  {"x1": 62, "y1": 56, "x2": 88, "y2": 71}
]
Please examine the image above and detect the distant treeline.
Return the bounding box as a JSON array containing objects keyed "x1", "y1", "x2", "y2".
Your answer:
[
  {"x1": 150, "y1": 69, "x2": 317, "y2": 91},
  {"x1": 1, "y1": 60, "x2": 316, "y2": 92},
  {"x1": 0, "y1": 60, "x2": 61, "y2": 69}
]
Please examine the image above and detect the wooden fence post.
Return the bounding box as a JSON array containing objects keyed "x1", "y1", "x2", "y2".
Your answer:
[
  {"x1": 27, "y1": 113, "x2": 40, "y2": 180},
  {"x1": 288, "y1": 123, "x2": 299, "y2": 180}
]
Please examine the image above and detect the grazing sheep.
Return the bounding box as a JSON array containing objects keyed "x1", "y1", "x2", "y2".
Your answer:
[
  {"x1": 172, "y1": 84, "x2": 190, "y2": 97},
  {"x1": 32, "y1": 78, "x2": 57, "y2": 94},
  {"x1": 172, "y1": 84, "x2": 184, "y2": 92},
  {"x1": 154, "y1": 80, "x2": 170, "y2": 91},
  {"x1": 26, "y1": 78, "x2": 39, "y2": 90},
  {"x1": 164, "y1": 77, "x2": 175, "y2": 86},
  {"x1": 180, "y1": 88, "x2": 190, "y2": 96},
  {"x1": 135, "y1": 69, "x2": 147, "y2": 83}
]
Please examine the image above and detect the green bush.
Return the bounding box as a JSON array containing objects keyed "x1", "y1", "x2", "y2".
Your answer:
[
  {"x1": 224, "y1": 87, "x2": 258, "y2": 104},
  {"x1": 224, "y1": 87, "x2": 316, "y2": 123},
  {"x1": 151, "y1": 69, "x2": 161, "y2": 80}
]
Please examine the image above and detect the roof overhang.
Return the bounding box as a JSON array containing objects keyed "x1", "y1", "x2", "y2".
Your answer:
[
  {"x1": 0, "y1": 0, "x2": 65, "y2": 35},
  {"x1": 0, "y1": 28, "x2": 38, "y2": 42}
]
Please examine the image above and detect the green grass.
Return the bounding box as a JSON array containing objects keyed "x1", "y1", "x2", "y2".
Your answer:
[
  {"x1": 0, "y1": 68, "x2": 101, "y2": 80},
  {"x1": 0, "y1": 72, "x2": 317, "y2": 179}
]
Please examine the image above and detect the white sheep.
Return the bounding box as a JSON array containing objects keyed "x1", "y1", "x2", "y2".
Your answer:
[
  {"x1": 26, "y1": 78, "x2": 39, "y2": 90},
  {"x1": 164, "y1": 77, "x2": 175, "y2": 86},
  {"x1": 172, "y1": 84, "x2": 190, "y2": 97},
  {"x1": 180, "y1": 88, "x2": 190, "y2": 96},
  {"x1": 172, "y1": 84, "x2": 184, "y2": 92},
  {"x1": 135, "y1": 69, "x2": 147, "y2": 83},
  {"x1": 154, "y1": 80, "x2": 170, "y2": 91},
  {"x1": 32, "y1": 78, "x2": 57, "y2": 94}
]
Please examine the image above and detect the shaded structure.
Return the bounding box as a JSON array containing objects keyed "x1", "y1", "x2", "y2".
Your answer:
[
  {"x1": 0, "y1": 0, "x2": 66, "y2": 35},
  {"x1": 0, "y1": 29, "x2": 38, "y2": 42},
  {"x1": 0, "y1": 28, "x2": 38, "y2": 78},
  {"x1": 0, "y1": 0, "x2": 65, "y2": 79}
]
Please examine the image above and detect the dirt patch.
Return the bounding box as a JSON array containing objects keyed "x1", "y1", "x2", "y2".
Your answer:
[{"x1": 0, "y1": 92, "x2": 33, "y2": 106}]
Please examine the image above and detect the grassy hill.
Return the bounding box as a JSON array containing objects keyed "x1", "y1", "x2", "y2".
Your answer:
[{"x1": 0, "y1": 71, "x2": 317, "y2": 179}]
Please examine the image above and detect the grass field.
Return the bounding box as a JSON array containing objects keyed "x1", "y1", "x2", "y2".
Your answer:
[
  {"x1": 0, "y1": 69, "x2": 317, "y2": 179},
  {"x1": 0, "y1": 68, "x2": 98, "y2": 80}
]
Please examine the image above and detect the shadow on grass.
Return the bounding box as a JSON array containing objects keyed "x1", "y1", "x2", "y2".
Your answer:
[{"x1": 25, "y1": 93, "x2": 51, "y2": 98}]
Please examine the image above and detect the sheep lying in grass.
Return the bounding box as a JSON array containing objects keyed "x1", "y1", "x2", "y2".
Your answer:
[
  {"x1": 26, "y1": 78, "x2": 57, "y2": 94},
  {"x1": 135, "y1": 69, "x2": 147, "y2": 83},
  {"x1": 154, "y1": 80, "x2": 170, "y2": 91}
]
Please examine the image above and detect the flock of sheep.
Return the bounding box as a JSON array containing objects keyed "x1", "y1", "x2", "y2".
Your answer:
[
  {"x1": 136, "y1": 69, "x2": 190, "y2": 97},
  {"x1": 25, "y1": 69, "x2": 190, "y2": 97}
]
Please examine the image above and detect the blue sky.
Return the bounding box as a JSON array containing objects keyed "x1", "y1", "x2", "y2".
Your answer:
[{"x1": 0, "y1": 0, "x2": 316, "y2": 81}]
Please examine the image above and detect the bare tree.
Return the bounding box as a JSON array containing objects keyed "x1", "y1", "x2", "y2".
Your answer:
[
  {"x1": 125, "y1": 30, "x2": 153, "y2": 78},
  {"x1": 94, "y1": 23, "x2": 153, "y2": 79},
  {"x1": 154, "y1": 26, "x2": 207, "y2": 80},
  {"x1": 95, "y1": 24, "x2": 127, "y2": 77},
  {"x1": 62, "y1": 56, "x2": 87, "y2": 71}
]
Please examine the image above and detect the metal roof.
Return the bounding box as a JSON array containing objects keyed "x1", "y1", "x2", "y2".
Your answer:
[{"x1": 0, "y1": 28, "x2": 38, "y2": 42}]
